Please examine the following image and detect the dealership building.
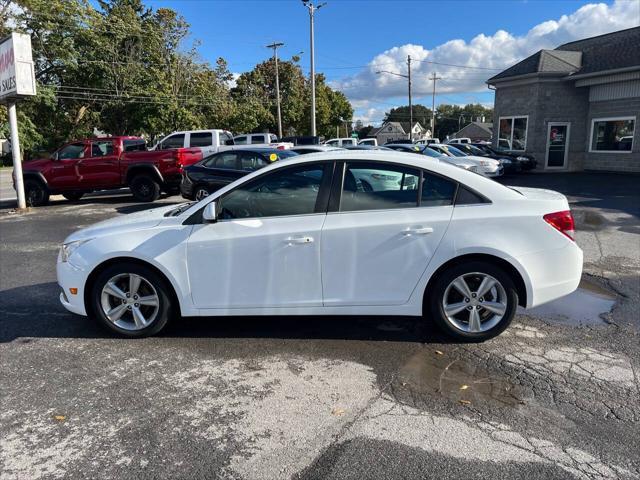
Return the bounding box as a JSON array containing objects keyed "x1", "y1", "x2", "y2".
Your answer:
[{"x1": 487, "y1": 27, "x2": 639, "y2": 172}]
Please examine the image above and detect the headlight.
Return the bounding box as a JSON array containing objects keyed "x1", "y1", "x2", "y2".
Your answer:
[
  {"x1": 60, "y1": 239, "x2": 93, "y2": 263},
  {"x1": 479, "y1": 160, "x2": 493, "y2": 167},
  {"x1": 500, "y1": 158, "x2": 512, "y2": 164},
  {"x1": 517, "y1": 156, "x2": 528, "y2": 161}
]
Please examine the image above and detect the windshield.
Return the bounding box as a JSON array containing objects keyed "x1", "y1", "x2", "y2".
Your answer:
[
  {"x1": 276, "y1": 150, "x2": 299, "y2": 159},
  {"x1": 423, "y1": 148, "x2": 443, "y2": 158},
  {"x1": 443, "y1": 145, "x2": 467, "y2": 157}
]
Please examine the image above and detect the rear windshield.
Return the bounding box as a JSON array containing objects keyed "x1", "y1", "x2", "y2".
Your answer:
[{"x1": 276, "y1": 150, "x2": 299, "y2": 159}]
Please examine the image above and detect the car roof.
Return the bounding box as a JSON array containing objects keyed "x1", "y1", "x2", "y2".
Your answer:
[{"x1": 226, "y1": 147, "x2": 296, "y2": 154}]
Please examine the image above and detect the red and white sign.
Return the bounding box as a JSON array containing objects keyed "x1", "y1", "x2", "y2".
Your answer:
[{"x1": 0, "y1": 33, "x2": 36, "y2": 102}]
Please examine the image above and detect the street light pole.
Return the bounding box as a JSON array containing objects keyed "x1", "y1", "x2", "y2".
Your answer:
[
  {"x1": 429, "y1": 72, "x2": 442, "y2": 138},
  {"x1": 303, "y1": 1, "x2": 326, "y2": 137},
  {"x1": 407, "y1": 55, "x2": 412, "y2": 141},
  {"x1": 376, "y1": 57, "x2": 413, "y2": 141},
  {"x1": 266, "y1": 42, "x2": 284, "y2": 139}
]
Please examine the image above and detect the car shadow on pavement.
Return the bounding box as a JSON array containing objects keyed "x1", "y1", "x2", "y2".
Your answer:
[{"x1": 0, "y1": 282, "x2": 451, "y2": 344}]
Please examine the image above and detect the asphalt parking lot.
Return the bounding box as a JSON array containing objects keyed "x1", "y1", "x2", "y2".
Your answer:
[{"x1": 1, "y1": 171, "x2": 639, "y2": 480}]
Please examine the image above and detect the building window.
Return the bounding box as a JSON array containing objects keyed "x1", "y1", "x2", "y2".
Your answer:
[
  {"x1": 498, "y1": 116, "x2": 528, "y2": 151},
  {"x1": 590, "y1": 117, "x2": 635, "y2": 153}
]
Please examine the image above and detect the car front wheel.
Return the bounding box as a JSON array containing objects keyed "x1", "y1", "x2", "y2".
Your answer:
[
  {"x1": 90, "y1": 263, "x2": 174, "y2": 337},
  {"x1": 24, "y1": 179, "x2": 50, "y2": 207},
  {"x1": 130, "y1": 174, "x2": 160, "y2": 202},
  {"x1": 428, "y1": 261, "x2": 518, "y2": 342}
]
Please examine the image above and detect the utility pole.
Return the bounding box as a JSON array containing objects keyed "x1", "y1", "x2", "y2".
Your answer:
[
  {"x1": 407, "y1": 55, "x2": 412, "y2": 141},
  {"x1": 7, "y1": 102, "x2": 26, "y2": 210},
  {"x1": 376, "y1": 54, "x2": 413, "y2": 140},
  {"x1": 429, "y1": 72, "x2": 442, "y2": 138},
  {"x1": 266, "y1": 42, "x2": 285, "y2": 138},
  {"x1": 303, "y1": 1, "x2": 326, "y2": 137}
]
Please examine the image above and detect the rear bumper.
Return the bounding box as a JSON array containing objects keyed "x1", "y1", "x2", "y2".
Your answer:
[{"x1": 517, "y1": 241, "x2": 583, "y2": 308}]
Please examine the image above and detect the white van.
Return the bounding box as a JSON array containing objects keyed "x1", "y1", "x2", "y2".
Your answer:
[{"x1": 324, "y1": 138, "x2": 358, "y2": 147}]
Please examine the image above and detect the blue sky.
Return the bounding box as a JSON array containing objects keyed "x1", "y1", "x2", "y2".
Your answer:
[{"x1": 145, "y1": 0, "x2": 638, "y2": 124}]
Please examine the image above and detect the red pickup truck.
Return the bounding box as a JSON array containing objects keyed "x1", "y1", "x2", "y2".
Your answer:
[{"x1": 17, "y1": 136, "x2": 202, "y2": 206}]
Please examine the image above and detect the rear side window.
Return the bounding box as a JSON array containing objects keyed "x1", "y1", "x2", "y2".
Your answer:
[
  {"x1": 91, "y1": 140, "x2": 114, "y2": 157},
  {"x1": 123, "y1": 139, "x2": 146, "y2": 152},
  {"x1": 190, "y1": 132, "x2": 213, "y2": 147},
  {"x1": 421, "y1": 173, "x2": 456, "y2": 207},
  {"x1": 160, "y1": 134, "x2": 184, "y2": 150},
  {"x1": 340, "y1": 162, "x2": 419, "y2": 212},
  {"x1": 251, "y1": 135, "x2": 265, "y2": 144},
  {"x1": 235, "y1": 136, "x2": 248, "y2": 145},
  {"x1": 455, "y1": 186, "x2": 489, "y2": 205},
  {"x1": 240, "y1": 152, "x2": 268, "y2": 171}
]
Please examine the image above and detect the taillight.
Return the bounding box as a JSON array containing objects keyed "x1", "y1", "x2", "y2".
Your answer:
[
  {"x1": 543, "y1": 210, "x2": 575, "y2": 241},
  {"x1": 277, "y1": 145, "x2": 285, "y2": 150},
  {"x1": 176, "y1": 149, "x2": 185, "y2": 172}
]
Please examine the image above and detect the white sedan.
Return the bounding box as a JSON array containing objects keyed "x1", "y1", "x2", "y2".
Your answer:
[
  {"x1": 428, "y1": 144, "x2": 503, "y2": 177},
  {"x1": 57, "y1": 150, "x2": 583, "y2": 341}
]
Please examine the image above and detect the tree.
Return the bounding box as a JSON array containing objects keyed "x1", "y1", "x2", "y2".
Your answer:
[{"x1": 383, "y1": 104, "x2": 432, "y2": 128}]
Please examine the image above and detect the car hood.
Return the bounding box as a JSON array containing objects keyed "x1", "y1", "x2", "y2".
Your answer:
[
  {"x1": 22, "y1": 157, "x2": 51, "y2": 169},
  {"x1": 461, "y1": 155, "x2": 500, "y2": 166},
  {"x1": 64, "y1": 204, "x2": 180, "y2": 242}
]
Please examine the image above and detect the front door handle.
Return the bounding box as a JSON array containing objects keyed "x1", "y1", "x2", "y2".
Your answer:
[
  {"x1": 403, "y1": 227, "x2": 434, "y2": 236},
  {"x1": 284, "y1": 236, "x2": 314, "y2": 245}
]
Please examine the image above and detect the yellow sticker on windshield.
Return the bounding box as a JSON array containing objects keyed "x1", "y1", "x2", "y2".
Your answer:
[
  {"x1": 269, "y1": 153, "x2": 278, "y2": 162},
  {"x1": 414, "y1": 146, "x2": 420, "y2": 151}
]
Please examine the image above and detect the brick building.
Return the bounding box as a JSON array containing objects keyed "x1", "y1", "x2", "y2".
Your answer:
[{"x1": 487, "y1": 27, "x2": 639, "y2": 172}]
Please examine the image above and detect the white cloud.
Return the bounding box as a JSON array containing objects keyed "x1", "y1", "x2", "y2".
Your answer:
[{"x1": 337, "y1": 0, "x2": 639, "y2": 121}]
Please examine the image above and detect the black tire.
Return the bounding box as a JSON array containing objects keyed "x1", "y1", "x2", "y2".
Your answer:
[
  {"x1": 62, "y1": 192, "x2": 84, "y2": 202},
  {"x1": 90, "y1": 263, "x2": 175, "y2": 338},
  {"x1": 193, "y1": 185, "x2": 211, "y2": 201},
  {"x1": 164, "y1": 186, "x2": 180, "y2": 196},
  {"x1": 427, "y1": 261, "x2": 518, "y2": 342},
  {"x1": 24, "y1": 178, "x2": 50, "y2": 207},
  {"x1": 130, "y1": 174, "x2": 160, "y2": 202}
]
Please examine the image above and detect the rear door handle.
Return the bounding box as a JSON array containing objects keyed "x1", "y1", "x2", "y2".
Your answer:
[
  {"x1": 403, "y1": 227, "x2": 434, "y2": 236},
  {"x1": 284, "y1": 236, "x2": 314, "y2": 245}
]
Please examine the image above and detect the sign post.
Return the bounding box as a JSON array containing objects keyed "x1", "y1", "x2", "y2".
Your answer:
[{"x1": 1, "y1": 33, "x2": 37, "y2": 210}]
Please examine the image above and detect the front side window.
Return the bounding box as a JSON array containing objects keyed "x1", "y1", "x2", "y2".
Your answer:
[
  {"x1": 251, "y1": 135, "x2": 265, "y2": 144},
  {"x1": 499, "y1": 116, "x2": 528, "y2": 151},
  {"x1": 91, "y1": 141, "x2": 114, "y2": 157},
  {"x1": 214, "y1": 153, "x2": 239, "y2": 169},
  {"x1": 269, "y1": 134, "x2": 278, "y2": 142},
  {"x1": 590, "y1": 118, "x2": 635, "y2": 152},
  {"x1": 341, "y1": 162, "x2": 419, "y2": 212},
  {"x1": 218, "y1": 164, "x2": 328, "y2": 219},
  {"x1": 58, "y1": 143, "x2": 86, "y2": 160},
  {"x1": 220, "y1": 132, "x2": 234, "y2": 146},
  {"x1": 190, "y1": 132, "x2": 213, "y2": 147},
  {"x1": 160, "y1": 134, "x2": 185, "y2": 150}
]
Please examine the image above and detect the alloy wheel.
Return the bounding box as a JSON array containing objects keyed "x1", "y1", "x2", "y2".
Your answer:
[
  {"x1": 442, "y1": 272, "x2": 508, "y2": 333},
  {"x1": 100, "y1": 273, "x2": 160, "y2": 331}
]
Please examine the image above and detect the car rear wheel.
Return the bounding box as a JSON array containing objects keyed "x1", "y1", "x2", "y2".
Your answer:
[
  {"x1": 428, "y1": 261, "x2": 518, "y2": 342},
  {"x1": 24, "y1": 179, "x2": 50, "y2": 207},
  {"x1": 194, "y1": 186, "x2": 211, "y2": 201},
  {"x1": 130, "y1": 174, "x2": 160, "y2": 202},
  {"x1": 63, "y1": 192, "x2": 84, "y2": 202},
  {"x1": 90, "y1": 263, "x2": 174, "y2": 337}
]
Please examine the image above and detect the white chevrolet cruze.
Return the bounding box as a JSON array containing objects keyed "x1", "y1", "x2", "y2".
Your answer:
[{"x1": 57, "y1": 151, "x2": 583, "y2": 341}]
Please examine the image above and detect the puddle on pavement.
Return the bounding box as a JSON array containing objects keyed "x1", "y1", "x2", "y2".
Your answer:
[
  {"x1": 520, "y1": 278, "x2": 616, "y2": 326},
  {"x1": 398, "y1": 350, "x2": 525, "y2": 407}
]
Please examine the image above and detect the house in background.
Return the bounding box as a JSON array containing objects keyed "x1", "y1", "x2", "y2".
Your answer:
[
  {"x1": 487, "y1": 26, "x2": 639, "y2": 172},
  {"x1": 369, "y1": 121, "x2": 431, "y2": 144},
  {"x1": 450, "y1": 122, "x2": 493, "y2": 142}
]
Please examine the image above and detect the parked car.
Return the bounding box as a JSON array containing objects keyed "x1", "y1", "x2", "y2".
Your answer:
[
  {"x1": 17, "y1": 136, "x2": 203, "y2": 205},
  {"x1": 471, "y1": 143, "x2": 537, "y2": 171},
  {"x1": 57, "y1": 150, "x2": 583, "y2": 342},
  {"x1": 324, "y1": 138, "x2": 358, "y2": 147},
  {"x1": 291, "y1": 145, "x2": 344, "y2": 155},
  {"x1": 233, "y1": 133, "x2": 293, "y2": 150},
  {"x1": 152, "y1": 129, "x2": 235, "y2": 157},
  {"x1": 446, "y1": 138, "x2": 471, "y2": 145},
  {"x1": 358, "y1": 138, "x2": 378, "y2": 146},
  {"x1": 427, "y1": 144, "x2": 503, "y2": 177},
  {"x1": 280, "y1": 136, "x2": 320, "y2": 146},
  {"x1": 450, "y1": 143, "x2": 521, "y2": 174},
  {"x1": 180, "y1": 148, "x2": 298, "y2": 200},
  {"x1": 413, "y1": 138, "x2": 441, "y2": 146},
  {"x1": 386, "y1": 143, "x2": 480, "y2": 174},
  {"x1": 385, "y1": 139, "x2": 413, "y2": 145}
]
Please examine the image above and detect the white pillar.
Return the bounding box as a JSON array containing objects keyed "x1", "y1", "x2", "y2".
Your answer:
[{"x1": 7, "y1": 102, "x2": 27, "y2": 210}]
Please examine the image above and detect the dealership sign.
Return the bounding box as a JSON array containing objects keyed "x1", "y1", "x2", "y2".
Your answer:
[{"x1": 0, "y1": 33, "x2": 36, "y2": 102}]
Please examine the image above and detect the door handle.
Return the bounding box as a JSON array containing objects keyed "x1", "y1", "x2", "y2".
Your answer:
[
  {"x1": 403, "y1": 227, "x2": 434, "y2": 236},
  {"x1": 284, "y1": 236, "x2": 314, "y2": 245}
]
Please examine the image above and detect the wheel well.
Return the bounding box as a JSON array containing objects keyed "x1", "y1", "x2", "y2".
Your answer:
[
  {"x1": 84, "y1": 257, "x2": 182, "y2": 317},
  {"x1": 23, "y1": 173, "x2": 48, "y2": 189},
  {"x1": 423, "y1": 254, "x2": 527, "y2": 310},
  {"x1": 126, "y1": 166, "x2": 162, "y2": 185}
]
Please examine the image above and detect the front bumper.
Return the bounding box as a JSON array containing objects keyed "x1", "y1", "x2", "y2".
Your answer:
[
  {"x1": 484, "y1": 166, "x2": 503, "y2": 177},
  {"x1": 57, "y1": 258, "x2": 88, "y2": 316}
]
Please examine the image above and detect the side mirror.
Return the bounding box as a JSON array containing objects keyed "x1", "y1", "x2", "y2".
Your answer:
[
  {"x1": 50, "y1": 152, "x2": 59, "y2": 161},
  {"x1": 202, "y1": 202, "x2": 217, "y2": 223}
]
